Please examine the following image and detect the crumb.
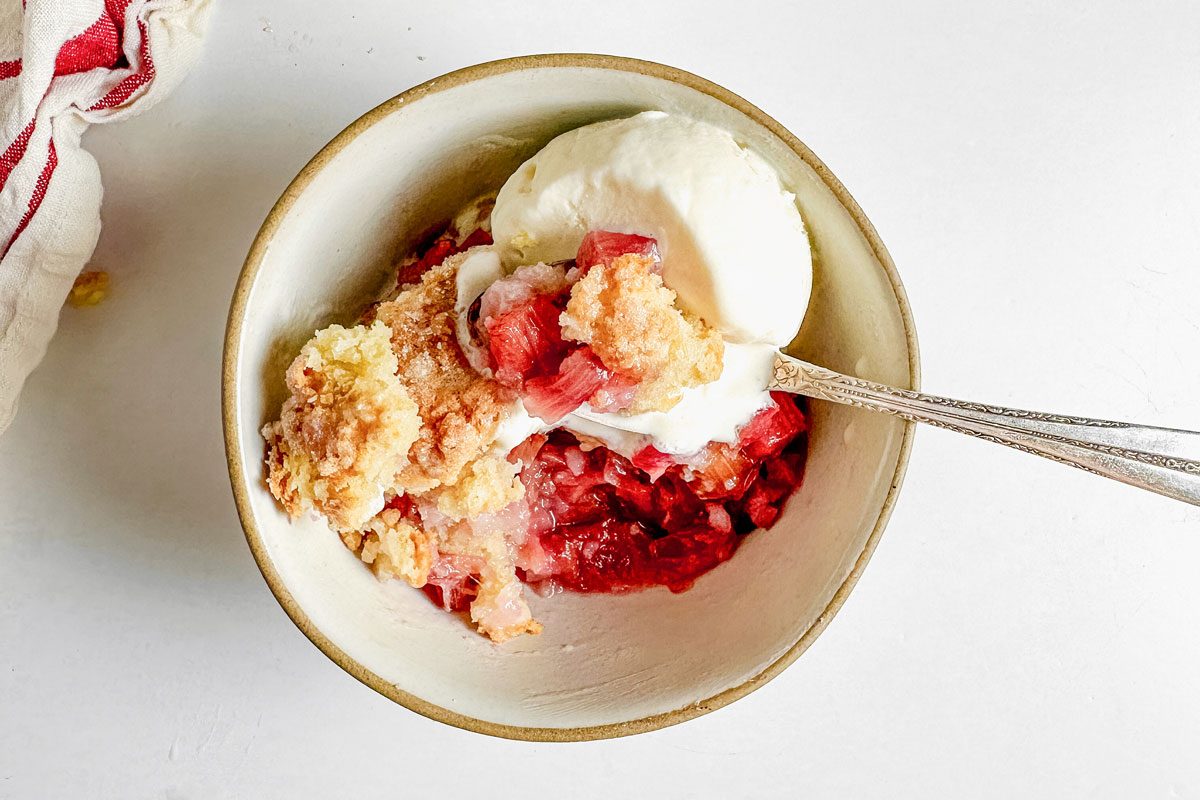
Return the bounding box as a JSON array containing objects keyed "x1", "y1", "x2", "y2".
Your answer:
[
  {"x1": 371, "y1": 253, "x2": 517, "y2": 493},
  {"x1": 262, "y1": 322, "x2": 420, "y2": 531},
  {"x1": 352, "y1": 505, "x2": 435, "y2": 586},
  {"x1": 561, "y1": 253, "x2": 724, "y2": 412},
  {"x1": 67, "y1": 270, "x2": 109, "y2": 307}
]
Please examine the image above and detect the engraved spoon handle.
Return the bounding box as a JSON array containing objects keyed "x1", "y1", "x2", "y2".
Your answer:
[{"x1": 770, "y1": 353, "x2": 1200, "y2": 507}]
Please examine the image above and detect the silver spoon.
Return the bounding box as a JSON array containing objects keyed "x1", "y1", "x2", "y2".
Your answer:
[{"x1": 770, "y1": 353, "x2": 1200, "y2": 507}]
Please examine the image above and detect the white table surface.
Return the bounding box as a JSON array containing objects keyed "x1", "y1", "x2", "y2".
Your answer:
[{"x1": 3, "y1": 1, "x2": 1199, "y2": 797}]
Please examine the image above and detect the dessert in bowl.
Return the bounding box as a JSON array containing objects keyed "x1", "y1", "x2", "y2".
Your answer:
[
  {"x1": 224, "y1": 55, "x2": 917, "y2": 739},
  {"x1": 262, "y1": 111, "x2": 814, "y2": 642}
]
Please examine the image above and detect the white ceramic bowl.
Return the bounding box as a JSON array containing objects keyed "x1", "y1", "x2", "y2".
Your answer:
[{"x1": 223, "y1": 54, "x2": 919, "y2": 741}]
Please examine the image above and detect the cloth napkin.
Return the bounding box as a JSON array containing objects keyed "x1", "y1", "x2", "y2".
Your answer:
[{"x1": 0, "y1": 0, "x2": 212, "y2": 433}]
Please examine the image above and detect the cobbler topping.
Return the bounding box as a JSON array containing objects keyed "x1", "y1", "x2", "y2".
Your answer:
[
  {"x1": 67, "y1": 269, "x2": 110, "y2": 307},
  {"x1": 369, "y1": 253, "x2": 519, "y2": 493},
  {"x1": 433, "y1": 454, "x2": 524, "y2": 522},
  {"x1": 262, "y1": 322, "x2": 421, "y2": 532},
  {"x1": 476, "y1": 231, "x2": 724, "y2": 422},
  {"x1": 421, "y1": 492, "x2": 540, "y2": 642},
  {"x1": 346, "y1": 505, "x2": 435, "y2": 587},
  {"x1": 561, "y1": 250, "x2": 724, "y2": 413}
]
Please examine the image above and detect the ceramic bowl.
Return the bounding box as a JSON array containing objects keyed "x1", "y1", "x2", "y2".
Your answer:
[{"x1": 223, "y1": 54, "x2": 919, "y2": 741}]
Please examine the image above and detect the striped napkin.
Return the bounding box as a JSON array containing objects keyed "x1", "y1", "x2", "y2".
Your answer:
[{"x1": 0, "y1": 0, "x2": 213, "y2": 433}]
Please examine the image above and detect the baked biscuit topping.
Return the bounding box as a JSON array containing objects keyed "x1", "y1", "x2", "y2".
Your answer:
[
  {"x1": 561, "y1": 252, "x2": 724, "y2": 413},
  {"x1": 262, "y1": 322, "x2": 420, "y2": 532},
  {"x1": 369, "y1": 254, "x2": 517, "y2": 493}
]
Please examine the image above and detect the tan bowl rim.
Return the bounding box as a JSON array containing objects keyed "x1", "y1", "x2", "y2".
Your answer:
[{"x1": 222, "y1": 52, "x2": 921, "y2": 742}]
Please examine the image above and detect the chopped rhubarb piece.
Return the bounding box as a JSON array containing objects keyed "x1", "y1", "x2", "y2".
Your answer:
[
  {"x1": 689, "y1": 445, "x2": 756, "y2": 500},
  {"x1": 420, "y1": 582, "x2": 474, "y2": 612},
  {"x1": 741, "y1": 483, "x2": 781, "y2": 529},
  {"x1": 600, "y1": 448, "x2": 645, "y2": 492},
  {"x1": 417, "y1": 236, "x2": 458, "y2": 271},
  {"x1": 649, "y1": 525, "x2": 738, "y2": 592},
  {"x1": 705, "y1": 503, "x2": 734, "y2": 534},
  {"x1": 522, "y1": 348, "x2": 611, "y2": 422},
  {"x1": 384, "y1": 493, "x2": 417, "y2": 518},
  {"x1": 587, "y1": 370, "x2": 638, "y2": 413},
  {"x1": 576, "y1": 230, "x2": 660, "y2": 272},
  {"x1": 394, "y1": 256, "x2": 432, "y2": 288},
  {"x1": 485, "y1": 294, "x2": 569, "y2": 387},
  {"x1": 458, "y1": 227, "x2": 493, "y2": 249},
  {"x1": 763, "y1": 451, "x2": 804, "y2": 489},
  {"x1": 539, "y1": 519, "x2": 655, "y2": 592},
  {"x1": 612, "y1": 474, "x2": 656, "y2": 519},
  {"x1": 396, "y1": 226, "x2": 492, "y2": 287},
  {"x1": 631, "y1": 445, "x2": 675, "y2": 482},
  {"x1": 422, "y1": 555, "x2": 482, "y2": 612},
  {"x1": 507, "y1": 433, "x2": 548, "y2": 465},
  {"x1": 651, "y1": 474, "x2": 708, "y2": 532},
  {"x1": 739, "y1": 392, "x2": 810, "y2": 459},
  {"x1": 564, "y1": 445, "x2": 588, "y2": 476},
  {"x1": 477, "y1": 262, "x2": 571, "y2": 325}
]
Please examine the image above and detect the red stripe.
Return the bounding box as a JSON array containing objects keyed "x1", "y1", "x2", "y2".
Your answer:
[
  {"x1": 106, "y1": 0, "x2": 135, "y2": 18},
  {"x1": 0, "y1": 0, "x2": 146, "y2": 260},
  {"x1": 2, "y1": 139, "x2": 58, "y2": 259},
  {"x1": 88, "y1": 19, "x2": 153, "y2": 111},
  {"x1": 55, "y1": 14, "x2": 122, "y2": 77},
  {"x1": 0, "y1": 120, "x2": 36, "y2": 188}
]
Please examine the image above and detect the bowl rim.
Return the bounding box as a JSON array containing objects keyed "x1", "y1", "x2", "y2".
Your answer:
[{"x1": 222, "y1": 52, "x2": 921, "y2": 742}]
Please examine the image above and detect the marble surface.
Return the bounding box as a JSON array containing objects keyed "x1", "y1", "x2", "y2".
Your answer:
[{"x1": 1, "y1": 1, "x2": 1198, "y2": 797}]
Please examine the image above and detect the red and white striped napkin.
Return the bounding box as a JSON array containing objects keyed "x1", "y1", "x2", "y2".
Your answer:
[{"x1": 0, "y1": 0, "x2": 212, "y2": 433}]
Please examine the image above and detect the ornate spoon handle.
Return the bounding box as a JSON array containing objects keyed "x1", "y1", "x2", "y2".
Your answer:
[{"x1": 771, "y1": 353, "x2": 1200, "y2": 507}]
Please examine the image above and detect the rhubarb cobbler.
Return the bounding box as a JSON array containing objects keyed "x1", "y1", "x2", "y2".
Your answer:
[{"x1": 262, "y1": 112, "x2": 814, "y2": 642}]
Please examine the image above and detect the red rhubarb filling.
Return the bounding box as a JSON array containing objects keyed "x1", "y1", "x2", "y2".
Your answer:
[{"x1": 512, "y1": 392, "x2": 807, "y2": 594}]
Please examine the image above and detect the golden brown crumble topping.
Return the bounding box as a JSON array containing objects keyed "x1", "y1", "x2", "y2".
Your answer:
[
  {"x1": 434, "y1": 454, "x2": 524, "y2": 522},
  {"x1": 561, "y1": 253, "x2": 724, "y2": 413},
  {"x1": 263, "y1": 250, "x2": 539, "y2": 642},
  {"x1": 262, "y1": 322, "x2": 421, "y2": 532},
  {"x1": 369, "y1": 252, "x2": 518, "y2": 493},
  {"x1": 342, "y1": 505, "x2": 436, "y2": 587}
]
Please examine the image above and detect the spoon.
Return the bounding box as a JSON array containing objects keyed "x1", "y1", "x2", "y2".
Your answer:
[{"x1": 770, "y1": 353, "x2": 1200, "y2": 507}]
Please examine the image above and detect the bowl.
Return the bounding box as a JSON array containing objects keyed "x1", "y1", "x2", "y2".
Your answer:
[{"x1": 223, "y1": 54, "x2": 919, "y2": 741}]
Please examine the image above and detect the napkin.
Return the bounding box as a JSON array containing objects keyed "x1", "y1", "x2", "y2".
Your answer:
[{"x1": 0, "y1": 0, "x2": 213, "y2": 433}]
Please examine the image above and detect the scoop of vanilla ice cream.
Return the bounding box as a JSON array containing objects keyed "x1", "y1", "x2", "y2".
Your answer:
[{"x1": 491, "y1": 111, "x2": 811, "y2": 346}]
